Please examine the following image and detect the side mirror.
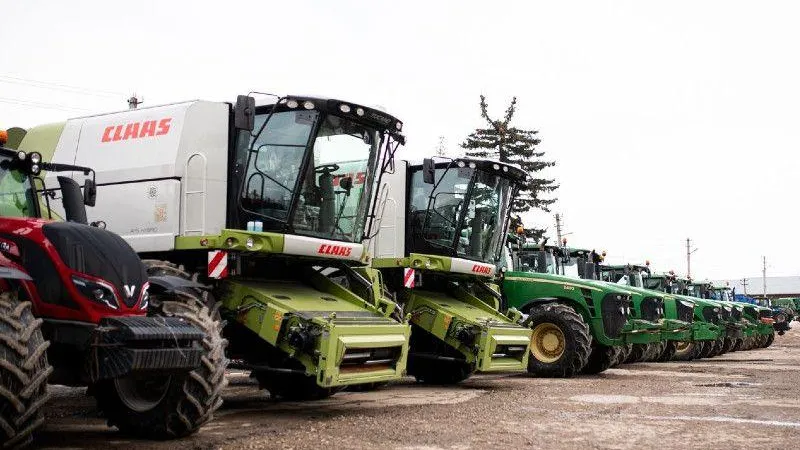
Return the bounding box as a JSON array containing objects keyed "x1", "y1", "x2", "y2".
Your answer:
[
  {"x1": 234, "y1": 95, "x2": 256, "y2": 131},
  {"x1": 83, "y1": 179, "x2": 97, "y2": 207},
  {"x1": 57, "y1": 176, "x2": 88, "y2": 225},
  {"x1": 422, "y1": 158, "x2": 435, "y2": 184}
]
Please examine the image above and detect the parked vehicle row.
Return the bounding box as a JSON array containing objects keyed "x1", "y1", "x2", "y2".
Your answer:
[{"x1": 0, "y1": 94, "x2": 783, "y2": 447}]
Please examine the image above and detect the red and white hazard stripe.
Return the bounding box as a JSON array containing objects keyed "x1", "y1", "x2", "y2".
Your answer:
[
  {"x1": 403, "y1": 268, "x2": 415, "y2": 288},
  {"x1": 208, "y1": 250, "x2": 228, "y2": 279}
]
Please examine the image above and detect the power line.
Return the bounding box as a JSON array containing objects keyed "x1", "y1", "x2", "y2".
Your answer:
[
  {"x1": 0, "y1": 74, "x2": 125, "y2": 98},
  {"x1": 0, "y1": 96, "x2": 90, "y2": 112}
]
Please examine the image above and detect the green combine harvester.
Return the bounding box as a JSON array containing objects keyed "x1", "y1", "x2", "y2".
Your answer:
[
  {"x1": 501, "y1": 239, "x2": 633, "y2": 376},
  {"x1": 24, "y1": 95, "x2": 415, "y2": 399},
  {"x1": 370, "y1": 157, "x2": 533, "y2": 383}
]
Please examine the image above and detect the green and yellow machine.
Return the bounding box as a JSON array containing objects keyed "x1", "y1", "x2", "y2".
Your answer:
[
  {"x1": 370, "y1": 157, "x2": 532, "y2": 383},
  {"x1": 501, "y1": 240, "x2": 633, "y2": 376},
  {"x1": 24, "y1": 95, "x2": 413, "y2": 399}
]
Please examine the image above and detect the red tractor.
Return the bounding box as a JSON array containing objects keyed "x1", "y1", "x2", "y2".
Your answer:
[{"x1": 0, "y1": 133, "x2": 227, "y2": 447}]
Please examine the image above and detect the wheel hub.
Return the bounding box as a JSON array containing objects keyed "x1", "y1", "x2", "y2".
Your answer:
[
  {"x1": 113, "y1": 374, "x2": 172, "y2": 412},
  {"x1": 675, "y1": 341, "x2": 691, "y2": 353},
  {"x1": 530, "y1": 322, "x2": 566, "y2": 363}
]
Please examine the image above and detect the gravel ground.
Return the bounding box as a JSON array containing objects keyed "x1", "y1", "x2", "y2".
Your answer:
[{"x1": 34, "y1": 324, "x2": 800, "y2": 449}]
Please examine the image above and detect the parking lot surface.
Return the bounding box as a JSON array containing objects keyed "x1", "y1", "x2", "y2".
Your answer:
[{"x1": 37, "y1": 325, "x2": 800, "y2": 449}]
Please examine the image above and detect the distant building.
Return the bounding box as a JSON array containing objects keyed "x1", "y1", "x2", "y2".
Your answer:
[{"x1": 715, "y1": 277, "x2": 800, "y2": 299}]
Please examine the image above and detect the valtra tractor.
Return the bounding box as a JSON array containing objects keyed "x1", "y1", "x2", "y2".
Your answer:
[
  {"x1": 598, "y1": 263, "x2": 694, "y2": 363},
  {"x1": 0, "y1": 131, "x2": 226, "y2": 447},
  {"x1": 30, "y1": 95, "x2": 412, "y2": 399},
  {"x1": 501, "y1": 239, "x2": 633, "y2": 376},
  {"x1": 369, "y1": 157, "x2": 532, "y2": 383}
]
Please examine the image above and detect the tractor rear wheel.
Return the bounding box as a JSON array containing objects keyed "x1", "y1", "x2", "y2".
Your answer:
[
  {"x1": 763, "y1": 332, "x2": 775, "y2": 348},
  {"x1": 722, "y1": 337, "x2": 735, "y2": 354},
  {"x1": 624, "y1": 344, "x2": 647, "y2": 363},
  {"x1": 582, "y1": 344, "x2": 620, "y2": 374},
  {"x1": 524, "y1": 304, "x2": 591, "y2": 378},
  {"x1": 94, "y1": 262, "x2": 228, "y2": 439},
  {"x1": 657, "y1": 341, "x2": 678, "y2": 362},
  {"x1": 708, "y1": 338, "x2": 725, "y2": 357},
  {"x1": 672, "y1": 341, "x2": 696, "y2": 361},
  {"x1": 732, "y1": 338, "x2": 743, "y2": 352},
  {"x1": 699, "y1": 340, "x2": 716, "y2": 358},
  {"x1": 0, "y1": 292, "x2": 52, "y2": 448},
  {"x1": 643, "y1": 342, "x2": 665, "y2": 362}
]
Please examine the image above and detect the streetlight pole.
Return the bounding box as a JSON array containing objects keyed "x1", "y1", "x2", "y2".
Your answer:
[{"x1": 686, "y1": 238, "x2": 698, "y2": 278}]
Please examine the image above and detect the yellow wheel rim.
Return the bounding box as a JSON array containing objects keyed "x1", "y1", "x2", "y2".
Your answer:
[
  {"x1": 530, "y1": 322, "x2": 566, "y2": 363},
  {"x1": 675, "y1": 341, "x2": 691, "y2": 353}
]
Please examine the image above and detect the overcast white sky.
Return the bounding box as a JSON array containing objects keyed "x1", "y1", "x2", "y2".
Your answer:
[{"x1": 1, "y1": 0, "x2": 797, "y2": 280}]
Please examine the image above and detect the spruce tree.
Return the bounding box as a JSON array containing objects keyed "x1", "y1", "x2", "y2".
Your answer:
[{"x1": 461, "y1": 95, "x2": 557, "y2": 240}]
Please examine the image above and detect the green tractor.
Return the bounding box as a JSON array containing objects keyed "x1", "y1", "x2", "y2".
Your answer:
[
  {"x1": 598, "y1": 263, "x2": 694, "y2": 363},
  {"x1": 642, "y1": 273, "x2": 724, "y2": 360},
  {"x1": 370, "y1": 157, "x2": 533, "y2": 384},
  {"x1": 500, "y1": 240, "x2": 634, "y2": 376},
  {"x1": 26, "y1": 95, "x2": 414, "y2": 399},
  {"x1": 770, "y1": 297, "x2": 797, "y2": 335},
  {"x1": 543, "y1": 252, "x2": 668, "y2": 365},
  {"x1": 695, "y1": 282, "x2": 775, "y2": 351}
]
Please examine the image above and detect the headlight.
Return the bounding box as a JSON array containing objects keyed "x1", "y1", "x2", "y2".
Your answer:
[
  {"x1": 72, "y1": 275, "x2": 119, "y2": 309},
  {"x1": 29, "y1": 152, "x2": 42, "y2": 164}
]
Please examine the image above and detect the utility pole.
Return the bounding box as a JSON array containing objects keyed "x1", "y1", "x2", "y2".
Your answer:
[
  {"x1": 127, "y1": 93, "x2": 143, "y2": 109},
  {"x1": 555, "y1": 214, "x2": 563, "y2": 244},
  {"x1": 686, "y1": 238, "x2": 698, "y2": 278},
  {"x1": 762, "y1": 256, "x2": 767, "y2": 298},
  {"x1": 741, "y1": 278, "x2": 749, "y2": 296}
]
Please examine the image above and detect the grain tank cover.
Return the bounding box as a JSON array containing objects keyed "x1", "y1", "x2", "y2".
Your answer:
[{"x1": 48, "y1": 101, "x2": 229, "y2": 186}]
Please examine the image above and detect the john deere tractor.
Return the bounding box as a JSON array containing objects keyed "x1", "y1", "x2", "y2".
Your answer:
[
  {"x1": 501, "y1": 240, "x2": 633, "y2": 376},
  {"x1": 599, "y1": 263, "x2": 694, "y2": 363},
  {"x1": 1, "y1": 130, "x2": 226, "y2": 447},
  {"x1": 369, "y1": 157, "x2": 532, "y2": 384},
  {"x1": 21, "y1": 95, "x2": 412, "y2": 400},
  {"x1": 643, "y1": 272, "x2": 723, "y2": 360}
]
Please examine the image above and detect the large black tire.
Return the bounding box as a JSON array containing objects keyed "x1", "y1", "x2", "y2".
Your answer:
[
  {"x1": 699, "y1": 340, "x2": 716, "y2": 359},
  {"x1": 710, "y1": 338, "x2": 725, "y2": 357},
  {"x1": 0, "y1": 292, "x2": 52, "y2": 448},
  {"x1": 524, "y1": 304, "x2": 591, "y2": 378},
  {"x1": 624, "y1": 344, "x2": 647, "y2": 364},
  {"x1": 582, "y1": 344, "x2": 620, "y2": 374},
  {"x1": 721, "y1": 337, "x2": 736, "y2": 354},
  {"x1": 657, "y1": 341, "x2": 678, "y2": 362},
  {"x1": 732, "y1": 338, "x2": 743, "y2": 352},
  {"x1": 642, "y1": 342, "x2": 665, "y2": 362},
  {"x1": 763, "y1": 332, "x2": 775, "y2": 348},
  {"x1": 672, "y1": 341, "x2": 696, "y2": 361},
  {"x1": 93, "y1": 262, "x2": 228, "y2": 439}
]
